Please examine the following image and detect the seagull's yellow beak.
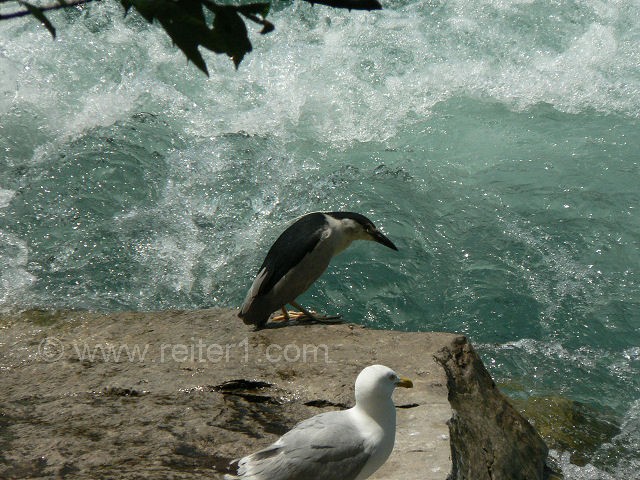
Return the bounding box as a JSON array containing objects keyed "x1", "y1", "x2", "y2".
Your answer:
[{"x1": 396, "y1": 376, "x2": 413, "y2": 388}]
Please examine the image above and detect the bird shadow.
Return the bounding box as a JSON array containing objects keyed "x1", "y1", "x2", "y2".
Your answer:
[{"x1": 259, "y1": 315, "x2": 343, "y2": 330}]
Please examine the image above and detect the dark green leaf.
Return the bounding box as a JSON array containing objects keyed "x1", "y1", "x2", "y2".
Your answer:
[
  {"x1": 258, "y1": 19, "x2": 274, "y2": 35},
  {"x1": 125, "y1": 0, "x2": 259, "y2": 73},
  {"x1": 236, "y1": 2, "x2": 270, "y2": 18},
  {"x1": 122, "y1": 0, "x2": 211, "y2": 74},
  {"x1": 303, "y1": 0, "x2": 382, "y2": 10},
  {"x1": 120, "y1": 0, "x2": 133, "y2": 15},
  {"x1": 236, "y1": 3, "x2": 274, "y2": 35},
  {"x1": 18, "y1": 0, "x2": 56, "y2": 37},
  {"x1": 2, "y1": 0, "x2": 382, "y2": 74},
  {"x1": 207, "y1": 6, "x2": 252, "y2": 69}
]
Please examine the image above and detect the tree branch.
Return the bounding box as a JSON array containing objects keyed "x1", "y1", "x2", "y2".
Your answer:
[
  {"x1": 0, "y1": 0, "x2": 97, "y2": 21},
  {"x1": 0, "y1": 0, "x2": 382, "y2": 71}
]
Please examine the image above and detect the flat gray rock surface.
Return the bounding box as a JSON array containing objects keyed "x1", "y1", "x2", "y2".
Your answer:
[{"x1": 0, "y1": 309, "x2": 454, "y2": 479}]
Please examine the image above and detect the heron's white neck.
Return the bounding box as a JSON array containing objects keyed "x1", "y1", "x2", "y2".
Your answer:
[{"x1": 324, "y1": 215, "x2": 366, "y2": 256}]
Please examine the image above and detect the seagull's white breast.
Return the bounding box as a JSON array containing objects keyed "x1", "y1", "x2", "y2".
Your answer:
[{"x1": 348, "y1": 402, "x2": 397, "y2": 480}]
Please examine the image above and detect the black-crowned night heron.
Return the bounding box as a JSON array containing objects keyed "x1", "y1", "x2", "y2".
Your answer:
[
  {"x1": 224, "y1": 365, "x2": 413, "y2": 480},
  {"x1": 238, "y1": 211, "x2": 398, "y2": 329}
]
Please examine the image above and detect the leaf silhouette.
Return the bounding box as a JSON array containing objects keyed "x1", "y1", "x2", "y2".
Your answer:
[
  {"x1": 204, "y1": 4, "x2": 252, "y2": 69},
  {"x1": 122, "y1": 0, "x2": 271, "y2": 73},
  {"x1": 18, "y1": 0, "x2": 57, "y2": 37},
  {"x1": 2, "y1": 0, "x2": 381, "y2": 72},
  {"x1": 303, "y1": 0, "x2": 382, "y2": 10}
]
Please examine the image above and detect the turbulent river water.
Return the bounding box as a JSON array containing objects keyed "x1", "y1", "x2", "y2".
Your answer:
[{"x1": 1, "y1": 0, "x2": 639, "y2": 477}]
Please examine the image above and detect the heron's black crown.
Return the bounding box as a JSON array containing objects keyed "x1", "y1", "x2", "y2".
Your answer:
[{"x1": 325, "y1": 211, "x2": 376, "y2": 228}]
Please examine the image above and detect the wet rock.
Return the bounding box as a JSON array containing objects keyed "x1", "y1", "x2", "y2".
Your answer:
[
  {"x1": 509, "y1": 396, "x2": 621, "y2": 467},
  {"x1": 435, "y1": 336, "x2": 552, "y2": 480}
]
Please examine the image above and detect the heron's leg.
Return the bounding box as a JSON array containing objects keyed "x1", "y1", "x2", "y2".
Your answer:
[
  {"x1": 290, "y1": 301, "x2": 342, "y2": 324},
  {"x1": 270, "y1": 307, "x2": 292, "y2": 323},
  {"x1": 289, "y1": 301, "x2": 318, "y2": 320},
  {"x1": 270, "y1": 304, "x2": 308, "y2": 322}
]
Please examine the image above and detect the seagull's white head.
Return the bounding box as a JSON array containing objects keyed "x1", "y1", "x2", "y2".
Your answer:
[{"x1": 354, "y1": 364, "x2": 413, "y2": 410}]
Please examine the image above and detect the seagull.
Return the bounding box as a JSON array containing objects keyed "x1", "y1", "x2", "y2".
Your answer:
[
  {"x1": 238, "y1": 211, "x2": 398, "y2": 329},
  {"x1": 224, "y1": 364, "x2": 413, "y2": 480}
]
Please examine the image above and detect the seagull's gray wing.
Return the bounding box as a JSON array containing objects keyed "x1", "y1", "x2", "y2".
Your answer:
[
  {"x1": 236, "y1": 411, "x2": 372, "y2": 480},
  {"x1": 256, "y1": 212, "x2": 328, "y2": 296}
]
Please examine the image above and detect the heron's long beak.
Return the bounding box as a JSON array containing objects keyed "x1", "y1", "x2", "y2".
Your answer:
[
  {"x1": 396, "y1": 376, "x2": 413, "y2": 388},
  {"x1": 372, "y1": 230, "x2": 398, "y2": 251}
]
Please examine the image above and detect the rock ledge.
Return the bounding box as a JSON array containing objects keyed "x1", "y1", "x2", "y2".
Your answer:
[{"x1": 0, "y1": 308, "x2": 549, "y2": 479}]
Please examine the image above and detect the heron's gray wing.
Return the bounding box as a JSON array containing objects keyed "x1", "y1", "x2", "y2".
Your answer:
[
  {"x1": 237, "y1": 411, "x2": 371, "y2": 480},
  {"x1": 257, "y1": 212, "x2": 327, "y2": 296}
]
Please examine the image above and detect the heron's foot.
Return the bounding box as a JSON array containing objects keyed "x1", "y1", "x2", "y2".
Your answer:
[
  {"x1": 270, "y1": 310, "x2": 308, "y2": 323},
  {"x1": 269, "y1": 310, "x2": 342, "y2": 325},
  {"x1": 287, "y1": 301, "x2": 342, "y2": 324}
]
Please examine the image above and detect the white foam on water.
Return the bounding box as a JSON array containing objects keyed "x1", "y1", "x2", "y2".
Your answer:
[
  {"x1": 1, "y1": 4, "x2": 639, "y2": 474},
  {"x1": 0, "y1": 55, "x2": 19, "y2": 114},
  {"x1": 492, "y1": 338, "x2": 604, "y2": 369},
  {"x1": 0, "y1": 187, "x2": 15, "y2": 208},
  {"x1": 1, "y1": 0, "x2": 637, "y2": 156},
  {"x1": 550, "y1": 399, "x2": 640, "y2": 478},
  {"x1": 550, "y1": 450, "x2": 617, "y2": 480},
  {"x1": 0, "y1": 231, "x2": 37, "y2": 310},
  {"x1": 496, "y1": 217, "x2": 604, "y2": 326}
]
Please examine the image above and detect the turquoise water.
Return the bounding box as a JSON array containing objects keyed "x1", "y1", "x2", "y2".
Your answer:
[{"x1": 1, "y1": 0, "x2": 639, "y2": 476}]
